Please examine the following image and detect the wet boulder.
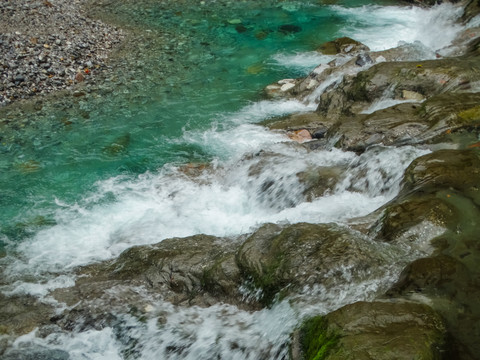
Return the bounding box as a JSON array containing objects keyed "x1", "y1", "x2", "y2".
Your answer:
[
  {"x1": 388, "y1": 252, "x2": 480, "y2": 358},
  {"x1": 236, "y1": 222, "x2": 395, "y2": 306},
  {"x1": 0, "y1": 293, "x2": 55, "y2": 337},
  {"x1": 388, "y1": 255, "x2": 471, "y2": 295},
  {"x1": 297, "y1": 166, "x2": 345, "y2": 200},
  {"x1": 324, "y1": 92, "x2": 480, "y2": 152},
  {"x1": 262, "y1": 112, "x2": 334, "y2": 134},
  {"x1": 292, "y1": 301, "x2": 449, "y2": 360},
  {"x1": 263, "y1": 78, "x2": 300, "y2": 98},
  {"x1": 1, "y1": 348, "x2": 70, "y2": 360},
  {"x1": 328, "y1": 102, "x2": 426, "y2": 152},
  {"x1": 52, "y1": 234, "x2": 246, "y2": 324},
  {"x1": 317, "y1": 37, "x2": 370, "y2": 56},
  {"x1": 400, "y1": 149, "x2": 480, "y2": 204},
  {"x1": 369, "y1": 149, "x2": 480, "y2": 247},
  {"x1": 317, "y1": 57, "x2": 480, "y2": 120},
  {"x1": 376, "y1": 194, "x2": 457, "y2": 243}
]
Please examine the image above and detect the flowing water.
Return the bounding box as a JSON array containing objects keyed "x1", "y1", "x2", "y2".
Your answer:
[{"x1": 0, "y1": 1, "x2": 467, "y2": 358}]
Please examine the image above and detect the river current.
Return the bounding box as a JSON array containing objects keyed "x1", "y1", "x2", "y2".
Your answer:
[{"x1": 0, "y1": 1, "x2": 467, "y2": 358}]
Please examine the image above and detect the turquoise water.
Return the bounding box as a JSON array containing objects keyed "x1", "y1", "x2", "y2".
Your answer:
[
  {"x1": 0, "y1": 0, "x2": 392, "y2": 245},
  {"x1": 2, "y1": 1, "x2": 471, "y2": 358}
]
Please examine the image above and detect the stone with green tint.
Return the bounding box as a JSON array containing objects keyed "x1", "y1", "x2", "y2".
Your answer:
[
  {"x1": 317, "y1": 37, "x2": 369, "y2": 55},
  {"x1": 236, "y1": 222, "x2": 395, "y2": 306},
  {"x1": 401, "y1": 149, "x2": 480, "y2": 205},
  {"x1": 292, "y1": 301, "x2": 448, "y2": 360},
  {"x1": 376, "y1": 194, "x2": 458, "y2": 243},
  {"x1": 293, "y1": 316, "x2": 340, "y2": 360}
]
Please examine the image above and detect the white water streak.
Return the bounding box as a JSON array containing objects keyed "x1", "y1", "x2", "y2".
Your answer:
[{"x1": 333, "y1": 3, "x2": 464, "y2": 52}]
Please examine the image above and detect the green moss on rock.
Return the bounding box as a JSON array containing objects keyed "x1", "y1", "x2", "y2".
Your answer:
[
  {"x1": 458, "y1": 105, "x2": 480, "y2": 123},
  {"x1": 300, "y1": 316, "x2": 340, "y2": 360}
]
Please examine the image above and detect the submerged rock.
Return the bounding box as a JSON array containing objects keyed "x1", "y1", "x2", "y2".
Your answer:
[
  {"x1": 102, "y1": 133, "x2": 131, "y2": 156},
  {"x1": 278, "y1": 24, "x2": 302, "y2": 34}
]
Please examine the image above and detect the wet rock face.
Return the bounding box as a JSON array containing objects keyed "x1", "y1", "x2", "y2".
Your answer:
[
  {"x1": 388, "y1": 253, "x2": 480, "y2": 359},
  {"x1": 0, "y1": 294, "x2": 55, "y2": 337},
  {"x1": 377, "y1": 195, "x2": 457, "y2": 243},
  {"x1": 316, "y1": 56, "x2": 480, "y2": 120},
  {"x1": 317, "y1": 37, "x2": 370, "y2": 56},
  {"x1": 388, "y1": 255, "x2": 471, "y2": 294},
  {"x1": 321, "y1": 92, "x2": 480, "y2": 152},
  {"x1": 52, "y1": 222, "x2": 396, "y2": 315},
  {"x1": 236, "y1": 223, "x2": 393, "y2": 306},
  {"x1": 370, "y1": 146, "x2": 480, "y2": 359},
  {"x1": 53, "y1": 234, "x2": 244, "y2": 313},
  {"x1": 401, "y1": 149, "x2": 480, "y2": 203},
  {"x1": 292, "y1": 301, "x2": 448, "y2": 360}
]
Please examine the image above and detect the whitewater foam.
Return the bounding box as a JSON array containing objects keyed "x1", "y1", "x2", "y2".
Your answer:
[
  {"x1": 332, "y1": 3, "x2": 464, "y2": 53},
  {"x1": 2, "y1": 138, "x2": 428, "y2": 299},
  {"x1": 271, "y1": 52, "x2": 334, "y2": 74}
]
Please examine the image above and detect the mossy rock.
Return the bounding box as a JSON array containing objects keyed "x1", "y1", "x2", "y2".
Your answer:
[
  {"x1": 292, "y1": 316, "x2": 341, "y2": 360},
  {"x1": 236, "y1": 223, "x2": 395, "y2": 306},
  {"x1": 292, "y1": 301, "x2": 448, "y2": 360}
]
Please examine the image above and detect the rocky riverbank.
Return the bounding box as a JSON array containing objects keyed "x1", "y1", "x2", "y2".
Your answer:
[
  {"x1": 1, "y1": 0, "x2": 480, "y2": 359},
  {"x1": 0, "y1": 0, "x2": 124, "y2": 107}
]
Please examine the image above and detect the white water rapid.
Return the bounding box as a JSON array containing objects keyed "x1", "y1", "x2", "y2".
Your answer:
[{"x1": 0, "y1": 2, "x2": 470, "y2": 359}]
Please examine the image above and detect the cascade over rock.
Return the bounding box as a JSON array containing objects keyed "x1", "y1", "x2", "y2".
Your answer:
[{"x1": 2, "y1": 0, "x2": 480, "y2": 358}]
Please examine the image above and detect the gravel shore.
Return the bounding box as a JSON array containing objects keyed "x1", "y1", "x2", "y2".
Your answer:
[{"x1": 0, "y1": 0, "x2": 125, "y2": 107}]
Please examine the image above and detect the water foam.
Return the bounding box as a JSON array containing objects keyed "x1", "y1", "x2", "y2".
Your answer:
[
  {"x1": 2, "y1": 137, "x2": 427, "y2": 298},
  {"x1": 361, "y1": 98, "x2": 421, "y2": 114},
  {"x1": 270, "y1": 52, "x2": 334, "y2": 74},
  {"x1": 333, "y1": 3, "x2": 464, "y2": 52}
]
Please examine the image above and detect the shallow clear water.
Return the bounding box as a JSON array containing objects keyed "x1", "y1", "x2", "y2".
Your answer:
[{"x1": 0, "y1": 0, "x2": 467, "y2": 358}]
